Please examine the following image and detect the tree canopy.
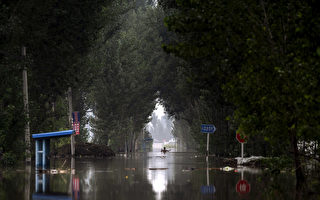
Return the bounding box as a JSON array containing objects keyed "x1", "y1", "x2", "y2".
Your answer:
[
  {"x1": 1, "y1": 1, "x2": 319, "y2": 191},
  {"x1": 161, "y1": 0, "x2": 320, "y2": 186}
]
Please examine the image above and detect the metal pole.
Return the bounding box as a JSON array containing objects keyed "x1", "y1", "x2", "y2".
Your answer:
[
  {"x1": 35, "y1": 140, "x2": 39, "y2": 169},
  {"x1": 206, "y1": 133, "x2": 210, "y2": 162},
  {"x1": 68, "y1": 87, "x2": 75, "y2": 156},
  {"x1": 71, "y1": 134, "x2": 75, "y2": 156},
  {"x1": 22, "y1": 46, "x2": 31, "y2": 163},
  {"x1": 241, "y1": 143, "x2": 244, "y2": 159},
  {"x1": 42, "y1": 139, "x2": 46, "y2": 169}
]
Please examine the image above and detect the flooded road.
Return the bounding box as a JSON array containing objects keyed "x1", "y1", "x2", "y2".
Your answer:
[{"x1": 0, "y1": 152, "x2": 297, "y2": 200}]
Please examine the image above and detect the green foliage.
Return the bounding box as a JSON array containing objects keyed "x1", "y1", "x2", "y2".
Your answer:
[
  {"x1": 0, "y1": 58, "x2": 25, "y2": 155},
  {"x1": 90, "y1": 4, "x2": 176, "y2": 151},
  {"x1": 0, "y1": 152, "x2": 17, "y2": 167},
  {"x1": 223, "y1": 1, "x2": 320, "y2": 154},
  {"x1": 0, "y1": 0, "x2": 116, "y2": 158},
  {"x1": 158, "y1": 0, "x2": 240, "y2": 155},
  {"x1": 162, "y1": 0, "x2": 320, "y2": 160},
  {"x1": 261, "y1": 157, "x2": 294, "y2": 172}
]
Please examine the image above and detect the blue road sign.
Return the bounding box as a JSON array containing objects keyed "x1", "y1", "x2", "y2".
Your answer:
[
  {"x1": 144, "y1": 138, "x2": 153, "y2": 142},
  {"x1": 201, "y1": 185, "x2": 216, "y2": 194},
  {"x1": 201, "y1": 124, "x2": 216, "y2": 133}
]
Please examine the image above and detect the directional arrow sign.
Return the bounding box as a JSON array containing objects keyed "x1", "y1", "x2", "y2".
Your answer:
[{"x1": 201, "y1": 124, "x2": 216, "y2": 134}]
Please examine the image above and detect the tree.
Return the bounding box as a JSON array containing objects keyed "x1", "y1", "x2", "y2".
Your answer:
[
  {"x1": 162, "y1": 0, "x2": 320, "y2": 188},
  {"x1": 0, "y1": 0, "x2": 116, "y2": 159},
  {"x1": 90, "y1": 5, "x2": 168, "y2": 151}
]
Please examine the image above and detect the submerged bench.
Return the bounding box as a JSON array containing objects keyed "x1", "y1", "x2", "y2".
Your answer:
[{"x1": 32, "y1": 130, "x2": 74, "y2": 170}]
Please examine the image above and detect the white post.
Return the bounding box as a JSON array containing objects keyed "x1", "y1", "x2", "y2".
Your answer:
[
  {"x1": 22, "y1": 46, "x2": 31, "y2": 163},
  {"x1": 241, "y1": 143, "x2": 244, "y2": 159},
  {"x1": 206, "y1": 133, "x2": 210, "y2": 162}
]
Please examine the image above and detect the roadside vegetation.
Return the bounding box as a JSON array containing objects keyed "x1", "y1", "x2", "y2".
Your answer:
[{"x1": 0, "y1": 0, "x2": 319, "y2": 193}]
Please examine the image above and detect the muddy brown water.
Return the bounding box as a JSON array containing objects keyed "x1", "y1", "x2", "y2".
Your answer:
[{"x1": 0, "y1": 152, "x2": 297, "y2": 200}]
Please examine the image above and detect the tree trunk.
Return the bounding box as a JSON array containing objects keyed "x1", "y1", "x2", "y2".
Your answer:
[
  {"x1": 124, "y1": 139, "x2": 127, "y2": 155},
  {"x1": 290, "y1": 130, "x2": 304, "y2": 190},
  {"x1": 22, "y1": 46, "x2": 31, "y2": 163}
]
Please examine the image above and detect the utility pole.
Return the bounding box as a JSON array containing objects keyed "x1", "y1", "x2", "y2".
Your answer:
[
  {"x1": 22, "y1": 46, "x2": 31, "y2": 163},
  {"x1": 206, "y1": 133, "x2": 210, "y2": 162},
  {"x1": 68, "y1": 87, "x2": 75, "y2": 156},
  {"x1": 68, "y1": 88, "x2": 75, "y2": 195}
]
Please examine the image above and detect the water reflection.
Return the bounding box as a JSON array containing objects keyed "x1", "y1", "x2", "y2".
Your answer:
[
  {"x1": 0, "y1": 152, "x2": 304, "y2": 199},
  {"x1": 81, "y1": 160, "x2": 94, "y2": 195},
  {"x1": 24, "y1": 164, "x2": 31, "y2": 200},
  {"x1": 147, "y1": 151, "x2": 177, "y2": 200},
  {"x1": 33, "y1": 172, "x2": 73, "y2": 200},
  {"x1": 235, "y1": 168, "x2": 251, "y2": 196},
  {"x1": 34, "y1": 173, "x2": 49, "y2": 193},
  {"x1": 33, "y1": 157, "x2": 78, "y2": 200},
  {"x1": 148, "y1": 170, "x2": 167, "y2": 200},
  {"x1": 200, "y1": 159, "x2": 215, "y2": 195}
]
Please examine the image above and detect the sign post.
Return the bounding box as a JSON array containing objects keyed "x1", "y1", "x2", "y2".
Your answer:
[
  {"x1": 236, "y1": 132, "x2": 246, "y2": 159},
  {"x1": 201, "y1": 124, "x2": 216, "y2": 162}
]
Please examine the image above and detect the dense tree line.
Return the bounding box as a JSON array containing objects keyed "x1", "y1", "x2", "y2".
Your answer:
[
  {"x1": 160, "y1": 0, "x2": 320, "y2": 187},
  {"x1": 89, "y1": 2, "x2": 177, "y2": 152},
  {"x1": 0, "y1": 0, "x2": 118, "y2": 160},
  {"x1": 0, "y1": 0, "x2": 171, "y2": 160},
  {"x1": 1, "y1": 0, "x2": 319, "y2": 193}
]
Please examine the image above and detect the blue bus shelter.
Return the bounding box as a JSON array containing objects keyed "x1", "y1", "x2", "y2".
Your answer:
[{"x1": 32, "y1": 130, "x2": 74, "y2": 170}]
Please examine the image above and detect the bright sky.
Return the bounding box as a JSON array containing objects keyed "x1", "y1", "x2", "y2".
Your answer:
[{"x1": 154, "y1": 103, "x2": 165, "y2": 119}]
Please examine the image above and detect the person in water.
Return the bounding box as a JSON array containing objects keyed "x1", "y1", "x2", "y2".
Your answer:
[{"x1": 161, "y1": 147, "x2": 169, "y2": 153}]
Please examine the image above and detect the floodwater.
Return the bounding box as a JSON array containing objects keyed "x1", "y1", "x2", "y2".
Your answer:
[{"x1": 0, "y1": 151, "x2": 298, "y2": 200}]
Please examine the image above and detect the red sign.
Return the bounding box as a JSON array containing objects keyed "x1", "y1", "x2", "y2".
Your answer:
[
  {"x1": 73, "y1": 122, "x2": 80, "y2": 135},
  {"x1": 236, "y1": 179, "x2": 250, "y2": 194},
  {"x1": 72, "y1": 111, "x2": 80, "y2": 135},
  {"x1": 236, "y1": 132, "x2": 246, "y2": 143}
]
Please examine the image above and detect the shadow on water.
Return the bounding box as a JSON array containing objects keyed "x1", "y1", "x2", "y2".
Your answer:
[{"x1": 0, "y1": 152, "x2": 319, "y2": 199}]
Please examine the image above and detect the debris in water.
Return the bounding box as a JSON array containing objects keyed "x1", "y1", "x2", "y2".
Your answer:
[
  {"x1": 156, "y1": 156, "x2": 166, "y2": 159},
  {"x1": 149, "y1": 168, "x2": 168, "y2": 170},
  {"x1": 236, "y1": 156, "x2": 264, "y2": 165},
  {"x1": 125, "y1": 168, "x2": 136, "y2": 171},
  {"x1": 221, "y1": 166, "x2": 235, "y2": 171},
  {"x1": 182, "y1": 168, "x2": 196, "y2": 172}
]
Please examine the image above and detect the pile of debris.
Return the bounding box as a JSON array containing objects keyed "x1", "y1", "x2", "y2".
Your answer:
[
  {"x1": 51, "y1": 143, "x2": 115, "y2": 158},
  {"x1": 235, "y1": 156, "x2": 264, "y2": 167},
  {"x1": 222, "y1": 156, "x2": 265, "y2": 167}
]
